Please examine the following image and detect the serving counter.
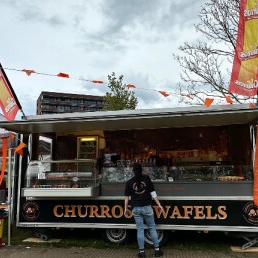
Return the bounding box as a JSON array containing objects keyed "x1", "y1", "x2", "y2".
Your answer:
[{"x1": 100, "y1": 180, "x2": 253, "y2": 197}]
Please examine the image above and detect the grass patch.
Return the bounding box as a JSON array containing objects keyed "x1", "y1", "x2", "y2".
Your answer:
[{"x1": 1, "y1": 219, "x2": 250, "y2": 251}]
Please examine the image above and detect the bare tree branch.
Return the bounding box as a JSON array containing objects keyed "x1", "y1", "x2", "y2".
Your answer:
[{"x1": 173, "y1": 0, "x2": 254, "y2": 105}]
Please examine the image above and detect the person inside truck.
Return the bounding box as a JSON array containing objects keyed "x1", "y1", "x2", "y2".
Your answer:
[{"x1": 124, "y1": 163, "x2": 164, "y2": 258}]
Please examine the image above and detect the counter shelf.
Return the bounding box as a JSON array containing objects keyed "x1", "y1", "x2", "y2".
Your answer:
[{"x1": 22, "y1": 186, "x2": 100, "y2": 198}]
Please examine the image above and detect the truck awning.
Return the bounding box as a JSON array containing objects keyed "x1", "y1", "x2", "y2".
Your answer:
[{"x1": 1, "y1": 104, "x2": 258, "y2": 134}]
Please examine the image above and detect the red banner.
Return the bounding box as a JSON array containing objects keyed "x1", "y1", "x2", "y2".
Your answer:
[
  {"x1": 228, "y1": 0, "x2": 258, "y2": 96},
  {"x1": 0, "y1": 67, "x2": 20, "y2": 120}
]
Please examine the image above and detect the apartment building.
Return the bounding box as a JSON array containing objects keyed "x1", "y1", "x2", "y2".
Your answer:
[{"x1": 37, "y1": 91, "x2": 106, "y2": 115}]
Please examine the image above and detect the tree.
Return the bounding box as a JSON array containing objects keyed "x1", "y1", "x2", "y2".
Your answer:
[
  {"x1": 103, "y1": 72, "x2": 138, "y2": 110},
  {"x1": 174, "y1": 0, "x2": 253, "y2": 105}
]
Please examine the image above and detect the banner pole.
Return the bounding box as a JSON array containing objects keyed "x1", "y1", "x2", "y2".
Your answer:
[{"x1": 7, "y1": 148, "x2": 12, "y2": 246}]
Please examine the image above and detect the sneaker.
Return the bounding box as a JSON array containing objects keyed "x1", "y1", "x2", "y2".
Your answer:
[
  {"x1": 154, "y1": 249, "x2": 163, "y2": 257},
  {"x1": 138, "y1": 251, "x2": 145, "y2": 257}
]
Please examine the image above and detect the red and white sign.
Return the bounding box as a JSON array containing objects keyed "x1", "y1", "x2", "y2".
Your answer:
[
  {"x1": 228, "y1": 0, "x2": 258, "y2": 96},
  {"x1": 0, "y1": 68, "x2": 19, "y2": 120}
]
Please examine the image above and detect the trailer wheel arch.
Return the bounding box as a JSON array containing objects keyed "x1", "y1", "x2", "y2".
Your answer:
[
  {"x1": 102, "y1": 228, "x2": 131, "y2": 245},
  {"x1": 144, "y1": 229, "x2": 169, "y2": 247}
]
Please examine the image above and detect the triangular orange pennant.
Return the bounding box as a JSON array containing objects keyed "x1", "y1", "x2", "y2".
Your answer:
[
  {"x1": 127, "y1": 84, "x2": 136, "y2": 88},
  {"x1": 225, "y1": 96, "x2": 233, "y2": 104},
  {"x1": 10, "y1": 132, "x2": 15, "y2": 140},
  {"x1": 16, "y1": 148, "x2": 23, "y2": 157},
  {"x1": 92, "y1": 80, "x2": 104, "y2": 84},
  {"x1": 185, "y1": 94, "x2": 193, "y2": 99},
  {"x1": 14, "y1": 142, "x2": 26, "y2": 157},
  {"x1": 57, "y1": 72, "x2": 69, "y2": 78},
  {"x1": 181, "y1": 93, "x2": 193, "y2": 99},
  {"x1": 22, "y1": 69, "x2": 36, "y2": 76},
  {"x1": 204, "y1": 98, "x2": 214, "y2": 107},
  {"x1": 158, "y1": 91, "x2": 170, "y2": 97},
  {"x1": 249, "y1": 103, "x2": 256, "y2": 108}
]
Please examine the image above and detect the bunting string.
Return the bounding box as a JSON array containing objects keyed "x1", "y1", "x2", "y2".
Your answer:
[{"x1": 3, "y1": 67, "x2": 256, "y2": 108}]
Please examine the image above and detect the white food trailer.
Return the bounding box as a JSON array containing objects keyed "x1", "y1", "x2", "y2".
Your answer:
[{"x1": 1, "y1": 104, "x2": 258, "y2": 249}]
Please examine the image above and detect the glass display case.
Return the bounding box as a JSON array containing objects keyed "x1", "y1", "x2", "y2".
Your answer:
[
  {"x1": 102, "y1": 164, "x2": 167, "y2": 183},
  {"x1": 22, "y1": 159, "x2": 99, "y2": 197}
]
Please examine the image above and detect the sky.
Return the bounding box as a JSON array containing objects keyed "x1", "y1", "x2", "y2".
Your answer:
[{"x1": 1, "y1": 0, "x2": 207, "y2": 118}]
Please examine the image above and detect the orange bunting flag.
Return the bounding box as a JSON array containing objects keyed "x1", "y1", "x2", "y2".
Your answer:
[
  {"x1": 10, "y1": 132, "x2": 15, "y2": 140},
  {"x1": 204, "y1": 98, "x2": 214, "y2": 107},
  {"x1": 225, "y1": 96, "x2": 233, "y2": 104},
  {"x1": 14, "y1": 142, "x2": 26, "y2": 157},
  {"x1": 57, "y1": 73, "x2": 69, "y2": 78},
  {"x1": 158, "y1": 91, "x2": 170, "y2": 97},
  {"x1": 249, "y1": 103, "x2": 256, "y2": 108},
  {"x1": 228, "y1": 0, "x2": 258, "y2": 96},
  {"x1": 127, "y1": 84, "x2": 136, "y2": 88},
  {"x1": 22, "y1": 69, "x2": 36, "y2": 76},
  {"x1": 92, "y1": 80, "x2": 104, "y2": 84},
  {"x1": 182, "y1": 94, "x2": 193, "y2": 99}
]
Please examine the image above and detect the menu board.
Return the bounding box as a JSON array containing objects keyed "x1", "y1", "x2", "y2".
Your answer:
[{"x1": 77, "y1": 137, "x2": 98, "y2": 159}]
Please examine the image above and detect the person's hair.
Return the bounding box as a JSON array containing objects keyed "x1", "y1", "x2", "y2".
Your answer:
[{"x1": 133, "y1": 163, "x2": 143, "y2": 188}]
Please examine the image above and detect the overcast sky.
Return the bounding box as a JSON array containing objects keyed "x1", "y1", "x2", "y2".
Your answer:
[{"x1": 1, "y1": 0, "x2": 207, "y2": 118}]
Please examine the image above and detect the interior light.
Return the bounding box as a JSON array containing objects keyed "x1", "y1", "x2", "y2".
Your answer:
[{"x1": 80, "y1": 137, "x2": 96, "y2": 142}]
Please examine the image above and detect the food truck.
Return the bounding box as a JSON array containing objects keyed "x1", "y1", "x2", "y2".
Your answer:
[{"x1": 1, "y1": 103, "x2": 258, "y2": 249}]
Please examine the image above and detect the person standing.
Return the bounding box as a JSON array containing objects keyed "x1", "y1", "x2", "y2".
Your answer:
[{"x1": 124, "y1": 163, "x2": 164, "y2": 257}]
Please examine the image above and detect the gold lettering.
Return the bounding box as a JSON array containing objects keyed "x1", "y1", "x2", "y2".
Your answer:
[
  {"x1": 53, "y1": 205, "x2": 63, "y2": 217},
  {"x1": 99, "y1": 205, "x2": 112, "y2": 218},
  {"x1": 64, "y1": 205, "x2": 76, "y2": 217},
  {"x1": 194, "y1": 206, "x2": 205, "y2": 219},
  {"x1": 111, "y1": 205, "x2": 123, "y2": 218},
  {"x1": 205, "y1": 206, "x2": 217, "y2": 219},
  {"x1": 182, "y1": 206, "x2": 193, "y2": 219},
  {"x1": 170, "y1": 206, "x2": 183, "y2": 218},
  {"x1": 153, "y1": 205, "x2": 170, "y2": 218},
  {"x1": 217, "y1": 206, "x2": 227, "y2": 219},
  {"x1": 89, "y1": 205, "x2": 99, "y2": 217},
  {"x1": 77, "y1": 205, "x2": 88, "y2": 218}
]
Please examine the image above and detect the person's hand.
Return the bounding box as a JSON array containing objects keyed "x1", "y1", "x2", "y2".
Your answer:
[
  {"x1": 158, "y1": 205, "x2": 163, "y2": 213},
  {"x1": 124, "y1": 209, "x2": 130, "y2": 218}
]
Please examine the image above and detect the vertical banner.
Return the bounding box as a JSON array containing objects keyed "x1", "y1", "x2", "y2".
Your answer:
[
  {"x1": 228, "y1": 0, "x2": 258, "y2": 96},
  {"x1": 0, "y1": 65, "x2": 21, "y2": 120}
]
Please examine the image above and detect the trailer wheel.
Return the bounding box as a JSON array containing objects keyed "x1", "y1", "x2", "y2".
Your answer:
[
  {"x1": 144, "y1": 229, "x2": 169, "y2": 247},
  {"x1": 102, "y1": 228, "x2": 131, "y2": 245}
]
